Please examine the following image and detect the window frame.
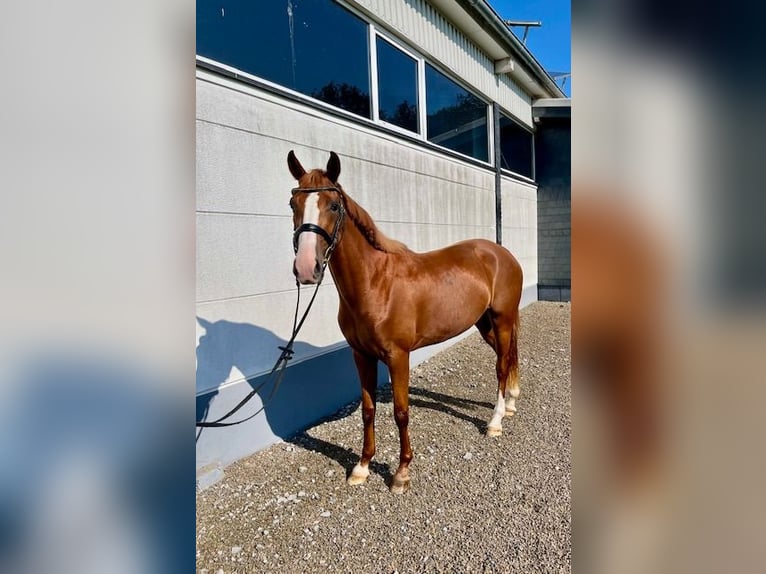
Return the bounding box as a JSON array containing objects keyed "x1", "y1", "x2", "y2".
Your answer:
[
  {"x1": 370, "y1": 28, "x2": 423, "y2": 137},
  {"x1": 498, "y1": 107, "x2": 536, "y2": 182},
  {"x1": 423, "y1": 60, "x2": 493, "y2": 166}
]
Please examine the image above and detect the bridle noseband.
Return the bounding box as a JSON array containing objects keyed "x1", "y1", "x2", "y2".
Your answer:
[{"x1": 291, "y1": 185, "x2": 346, "y2": 261}]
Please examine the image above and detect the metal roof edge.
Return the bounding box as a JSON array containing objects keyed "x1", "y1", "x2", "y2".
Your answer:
[{"x1": 451, "y1": 0, "x2": 567, "y2": 99}]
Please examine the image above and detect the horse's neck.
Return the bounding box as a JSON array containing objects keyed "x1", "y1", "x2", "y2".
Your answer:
[{"x1": 328, "y1": 216, "x2": 386, "y2": 307}]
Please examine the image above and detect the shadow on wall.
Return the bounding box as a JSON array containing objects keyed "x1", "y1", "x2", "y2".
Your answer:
[{"x1": 195, "y1": 316, "x2": 362, "y2": 444}]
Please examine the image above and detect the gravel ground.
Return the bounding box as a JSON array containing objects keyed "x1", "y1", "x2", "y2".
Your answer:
[{"x1": 196, "y1": 301, "x2": 571, "y2": 573}]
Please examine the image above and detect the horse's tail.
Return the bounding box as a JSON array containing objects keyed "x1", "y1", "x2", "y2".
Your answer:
[
  {"x1": 508, "y1": 307, "x2": 520, "y2": 385},
  {"x1": 513, "y1": 306, "x2": 520, "y2": 353},
  {"x1": 501, "y1": 247, "x2": 522, "y2": 380}
]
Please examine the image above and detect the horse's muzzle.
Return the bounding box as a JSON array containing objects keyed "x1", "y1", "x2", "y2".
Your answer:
[{"x1": 293, "y1": 258, "x2": 323, "y2": 285}]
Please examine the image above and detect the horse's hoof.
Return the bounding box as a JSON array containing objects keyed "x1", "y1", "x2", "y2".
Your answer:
[
  {"x1": 486, "y1": 425, "x2": 503, "y2": 437},
  {"x1": 390, "y1": 476, "x2": 410, "y2": 494},
  {"x1": 505, "y1": 409, "x2": 516, "y2": 416},
  {"x1": 347, "y1": 474, "x2": 368, "y2": 486},
  {"x1": 347, "y1": 464, "x2": 369, "y2": 486}
]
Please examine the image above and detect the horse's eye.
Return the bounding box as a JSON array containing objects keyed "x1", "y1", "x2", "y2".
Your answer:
[
  {"x1": 329, "y1": 201, "x2": 340, "y2": 212},
  {"x1": 289, "y1": 199, "x2": 295, "y2": 211}
]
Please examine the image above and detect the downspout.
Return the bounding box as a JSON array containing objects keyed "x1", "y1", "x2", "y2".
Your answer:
[{"x1": 493, "y1": 102, "x2": 502, "y2": 245}]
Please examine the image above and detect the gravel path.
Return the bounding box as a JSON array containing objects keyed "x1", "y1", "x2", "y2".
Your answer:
[{"x1": 196, "y1": 301, "x2": 571, "y2": 573}]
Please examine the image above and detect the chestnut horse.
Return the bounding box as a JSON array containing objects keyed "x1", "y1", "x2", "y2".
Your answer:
[{"x1": 287, "y1": 150, "x2": 523, "y2": 494}]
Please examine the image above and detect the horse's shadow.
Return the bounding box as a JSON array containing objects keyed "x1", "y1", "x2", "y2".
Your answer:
[
  {"x1": 286, "y1": 381, "x2": 495, "y2": 485},
  {"x1": 285, "y1": 383, "x2": 396, "y2": 484},
  {"x1": 196, "y1": 316, "x2": 337, "y2": 442},
  {"x1": 409, "y1": 386, "x2": 493, "y2": 435}
]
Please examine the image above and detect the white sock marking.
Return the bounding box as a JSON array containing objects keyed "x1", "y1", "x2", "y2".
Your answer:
[
  {"x1": 488, "y1": 390, "x2": 505, "y2": 430},
  {"x1": 505, "y1": 381, "x2": 519, "y2": 412}
]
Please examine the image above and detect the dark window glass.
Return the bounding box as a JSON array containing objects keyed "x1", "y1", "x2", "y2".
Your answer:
[
  {"x1": 425, "y1": 65, "x2": 488, "y2": 162},
  {"x1": 197, "y1": 0, "x2": 370, "y2": 118},
  {"x1": 499, "y1": 114, "x2": 534, "y2": 178},
  {"x1": 376, "y1": 37, "x2": 418, "y2": 133}
]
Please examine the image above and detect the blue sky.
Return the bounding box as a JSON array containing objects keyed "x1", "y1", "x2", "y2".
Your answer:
[{"x1": 487, "y1": 0, "x2": 571, "y2": 96}]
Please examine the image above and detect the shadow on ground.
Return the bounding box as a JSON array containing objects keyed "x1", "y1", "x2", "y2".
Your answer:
[{"x1": 285, "y1": 382, "x2": 495, "y2": 484}]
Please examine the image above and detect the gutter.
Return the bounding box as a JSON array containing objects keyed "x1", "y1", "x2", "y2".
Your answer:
[{"x1": 454, "y1": 0, "x2": 566, "y2": 99}]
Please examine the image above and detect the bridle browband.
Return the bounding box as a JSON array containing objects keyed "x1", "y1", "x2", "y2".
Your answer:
[{"x1": 291, "y1": 185, "x2": 346, "y2": 259}]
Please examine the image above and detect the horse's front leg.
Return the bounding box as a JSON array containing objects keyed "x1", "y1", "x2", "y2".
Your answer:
[
  {"x1": 388, "y1": 350, "x2": 413, "y2": 494},
  {"x1": 348, "y1": 350, "x2": 378, "y2": 486}
]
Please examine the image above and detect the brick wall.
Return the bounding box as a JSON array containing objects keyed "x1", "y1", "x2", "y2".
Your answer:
[{"x1": 534, "y1": 112, "x2": 571, "y2": 301}]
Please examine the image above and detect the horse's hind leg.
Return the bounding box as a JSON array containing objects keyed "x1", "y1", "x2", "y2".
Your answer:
[
  {"x1": 486, "y1": 310, "x2": 519, "y2": 437},
  {"x1": 504, "y1": 310, "x2": 521, "y2": 416},
  {"x1": 477, "y1": 310, "x2": 509, "y2": 435},
  {"x1": 475, "y1": 310, "x2": 496, "y2": 349}
]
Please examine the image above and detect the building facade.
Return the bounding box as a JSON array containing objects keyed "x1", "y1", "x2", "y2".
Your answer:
[{"x1": 196, "y1": 0, "x2": 566, "y2": 486}]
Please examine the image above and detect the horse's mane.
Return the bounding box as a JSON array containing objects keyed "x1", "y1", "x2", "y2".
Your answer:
[{"x1": 306, "y1": 170, "x2": 409, "y2": 254}]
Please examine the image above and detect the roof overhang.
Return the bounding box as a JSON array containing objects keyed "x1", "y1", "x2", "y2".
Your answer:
[
  {"x1": 533, "y1": 98, "x2": 572, "y2": 122},
  {"x1": 429, "y1": 0, "x2": 566, "y2": 99}
]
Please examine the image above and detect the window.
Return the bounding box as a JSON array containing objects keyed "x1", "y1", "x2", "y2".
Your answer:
[
  {"x1": 499, "y1": 114, "x2": 534, "y2": 179},
  {"x1": 197, "y1": 1, "x2": 514, "y2": 168},
  {"x1": 425, "y1": 64, "x2": 488, "y2": 162},
  {"x1": 376, "y1": 37, "x2": 419, "y2": 133},
  {"x1": 197, "y1": 0, "x2": 370, "y2": 118}
]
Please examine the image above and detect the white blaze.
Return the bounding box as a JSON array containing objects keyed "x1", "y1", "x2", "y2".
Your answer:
[{"x1": 294, "y1": 194, "x2": 320, "y2": 281}]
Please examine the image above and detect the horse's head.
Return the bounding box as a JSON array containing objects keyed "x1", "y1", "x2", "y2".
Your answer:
[{"x1": 287, "y1": 150, "x2": 345, "y2": 285}]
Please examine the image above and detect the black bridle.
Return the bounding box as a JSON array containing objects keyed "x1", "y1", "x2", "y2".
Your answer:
[
  {"x1": 291, "y1": 185, "x2": 346, "y2": 261},
  {"x1": 195, "y1": 185, "x2": 346, "y2": 430}
]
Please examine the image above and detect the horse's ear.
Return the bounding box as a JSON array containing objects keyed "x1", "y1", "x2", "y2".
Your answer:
[
  {"x1": 326, "y1": 151, "x2": 341, "y2": 183},
  {"x1": 287, "y1": 150, "x2": 306, "y2": 181}
]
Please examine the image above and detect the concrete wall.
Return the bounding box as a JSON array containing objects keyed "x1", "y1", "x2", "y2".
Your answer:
[{"x1": 501, "y1": 175, "x2": 538, "y2": 293}]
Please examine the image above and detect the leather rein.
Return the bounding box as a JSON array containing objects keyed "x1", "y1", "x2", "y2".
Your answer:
[{"x1": 196, "y1": 185, "x2": 345, "y2": 429}]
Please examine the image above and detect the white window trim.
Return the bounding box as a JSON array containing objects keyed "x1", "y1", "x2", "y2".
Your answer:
[
  {"x1": 371, "y1": 27, "x2": 422, "y2": 138},
  {"x1": 418, "y1": 56, "x2": 427, "y2": 138},
  {"x1": 368, "y1": 24, "x2": 380, "y2": 124}
]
